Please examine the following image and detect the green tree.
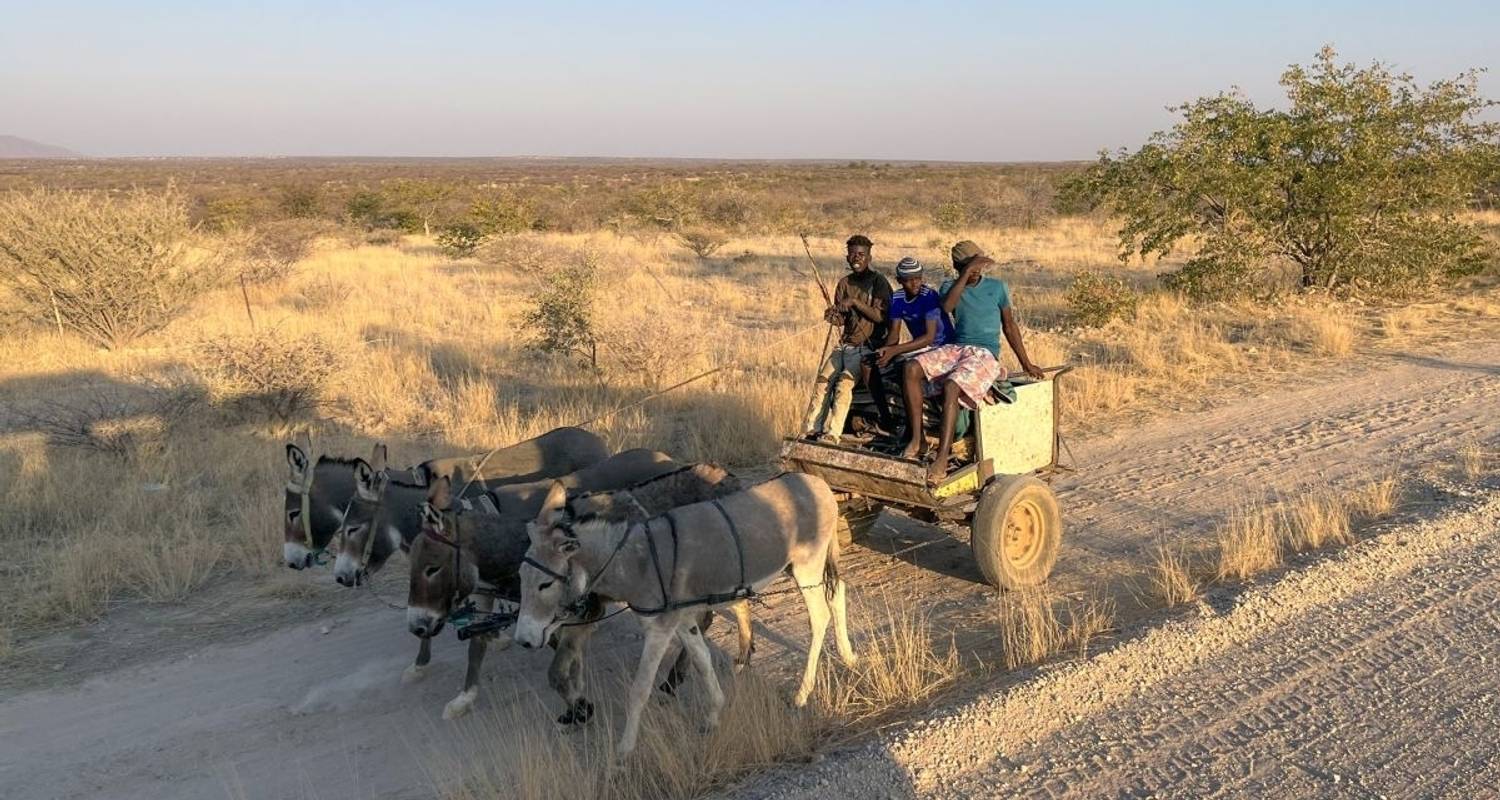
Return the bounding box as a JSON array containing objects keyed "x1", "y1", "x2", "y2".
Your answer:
[
  {"x1": 387, "y1": 179, "x2": 454, "y2": 236},
  {"x1": 523, "y1": 250, "x2": 602, "y2": 370},
  {"x1": 435, "y1": 222, "x2": 487, "y2": 258},
  {"x1": 277, "y1": 184, "x2": 323, "y2": 219},
  {"x1": 470, "y1": 192, "x2": 536, "y2": 236},
  {"x1": 1065, "y1": 47, "x2": 1499, "y2": 298},
  {"x1": 345, "y1": 190, "x2": 385, "y2": 227}
]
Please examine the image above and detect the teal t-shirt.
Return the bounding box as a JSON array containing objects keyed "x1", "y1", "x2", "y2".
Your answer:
[{"x1": 938, "y1": 276, "x2": 1011, "y2": 358}]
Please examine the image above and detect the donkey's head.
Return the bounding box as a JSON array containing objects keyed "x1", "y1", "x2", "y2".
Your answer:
[
  {"x1": 329, "y1": 452, "x2": 387, "y2": 586},
  {"x1": 516, "y1": 481, "x2": 591, "y2": 649},
  {"x1": 283, "y1": 439, "x2": 393, "y2": 569},
  {"x1": 405, "y1": 477, "x2": 480, "y2": 639}
]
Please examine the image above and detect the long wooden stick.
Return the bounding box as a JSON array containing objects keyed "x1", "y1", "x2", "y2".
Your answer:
[{"x1": 797, "y1": 233, "x2": 835, "y2": 306}]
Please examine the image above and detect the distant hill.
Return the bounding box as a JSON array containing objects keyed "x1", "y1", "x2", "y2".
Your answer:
[{"x1": 0, "y1": 135, "x2": 82, "y2": 159}]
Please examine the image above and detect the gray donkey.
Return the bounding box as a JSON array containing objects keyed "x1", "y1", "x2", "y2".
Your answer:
[
  {"x1": 402, "y1": 451, "x2": 701, "y2": 719},
  {"x1": 281, "y1": 427, "x2": 607, "y2": 569},
  {"x1": 544, "y1": 464, "x2": 755, "y2": 725},
  {"x1": 332, "y1": 448, "x2": 680, "y2": 587},
  {"x1": 516, "y1": 472, "x2": 857, "y2": 756}
]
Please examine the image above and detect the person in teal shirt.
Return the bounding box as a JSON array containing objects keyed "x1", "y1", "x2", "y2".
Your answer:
[{"x1": 899, "y1": 240, "x2": 1045, "y2": 484}]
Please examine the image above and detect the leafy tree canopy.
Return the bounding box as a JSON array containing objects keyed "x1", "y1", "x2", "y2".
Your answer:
[{"x1": 1064, "y1": 46, "x2": 1500, "y2": 298}]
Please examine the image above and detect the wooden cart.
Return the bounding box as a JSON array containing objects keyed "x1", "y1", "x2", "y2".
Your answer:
[{"x1": 780, "y1": 371, "x2": 1068, "y2": 589}]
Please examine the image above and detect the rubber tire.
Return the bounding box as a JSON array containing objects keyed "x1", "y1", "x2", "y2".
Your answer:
[
  {"x1": 970, "y1": 475, "x2": 1061, "y2": 590},
  {"x1": 836, "y1": 498, "x2": 885, "y2": 548}
]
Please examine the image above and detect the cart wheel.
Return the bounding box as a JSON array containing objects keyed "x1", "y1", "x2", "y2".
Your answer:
[
  {"x1": 970, "y1": 475, "x2": 1061, "y2": 589},
  {"x1": 836, "y1": 498, "x2": 885, "y2": 548}
]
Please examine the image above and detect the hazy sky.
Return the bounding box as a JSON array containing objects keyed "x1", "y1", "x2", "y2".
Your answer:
[{"x1": 3, "y1": 1, "x2": 1496, "y2": 160}]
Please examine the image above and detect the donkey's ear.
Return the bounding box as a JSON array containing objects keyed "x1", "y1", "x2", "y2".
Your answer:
[
  {"x1": 420, "y1": 501, "x2": 442, "y2": 529},
  {"x1": 536, "y1": 481, "x2": 568, "y2": 525},
  {"x1": 286, "y1": 442, "x2": 308, "y2": 472},
  {"x1": 428, "y1": 475, "x2": 452, "y2": 511},
  {"x1": 353, "y1": 458, "x2": 380, "y2": 501},
  {"x1": 286, "y1": 443, "x2": 311, "y2": 484},
  {"x1": 369, "y1": 444, "x2": 388, "y2": 474}
]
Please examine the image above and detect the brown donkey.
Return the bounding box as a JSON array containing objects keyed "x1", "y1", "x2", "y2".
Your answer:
[{"x1": 516, "y1": 472, "x2": 857, "y2": 755}]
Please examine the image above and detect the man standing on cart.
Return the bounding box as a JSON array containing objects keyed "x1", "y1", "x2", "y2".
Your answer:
[
  {"x1": 802, "y1": 234, "x2": 892, "y2": 444},
  {"x1": 899, "y1": 240, "x2": 1045, "y2": 484}
]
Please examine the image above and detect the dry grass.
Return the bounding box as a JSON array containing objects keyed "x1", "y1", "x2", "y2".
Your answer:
[
  {"x1": 1212, "y1": 474, "x2": 1404, "y2": 586},
  {"x1": 1215, "y1": 504, "x2": 1284, "y2": 582},
  {"x1": 434, "y1": 672, "x2": 817, "y2": 800},
  {"x1": 816, "y1": 597, "x2": 962, "y2": 721},
  {"x1": 1281, "y1": 489, "x2": 1355, "y2": 551},
  {"x1": 1147, "y1": 541, "x2": 1200, "y2": 607},
  {"x1": 1290, "y1": 309, "x2": 1358, "y2": 356},
  {"x1": 1348, "y1": 471, "x2": 1401, "y2": 520},
  {"x1": 1458, "y1": 440, "x2": 1487, "y2": 480},
  {"x1": 0, "y1": 427, "x2": 277, "y2": 639},
  {"x1": 995, "y1": 588, "x2": 1115, "y2": 670}
]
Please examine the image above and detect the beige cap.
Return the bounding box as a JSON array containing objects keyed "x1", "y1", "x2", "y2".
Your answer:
[{"x1": 951, "y1": 240, "x2": 983, "y2": 266}]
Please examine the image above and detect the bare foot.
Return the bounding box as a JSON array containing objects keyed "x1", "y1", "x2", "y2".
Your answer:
[
  {"x1": 926, "y1": 457, "x2": 948, "y2": 486},
  {"x1": 899, "y1": 439, "x2": 924, "y2": 460}
]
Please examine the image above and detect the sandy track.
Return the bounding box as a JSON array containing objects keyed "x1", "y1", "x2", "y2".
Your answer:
[{"x1": 1, "y1": 340, "x2": 1496, "y2": 800}]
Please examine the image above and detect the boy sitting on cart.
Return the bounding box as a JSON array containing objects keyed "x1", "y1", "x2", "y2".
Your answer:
[
  {"x1": 897, "y1": 241, "x2": 1045, "y2": 485},
  {"x1": 868, "y1": 256, "x2": 954, "y2": 435}
]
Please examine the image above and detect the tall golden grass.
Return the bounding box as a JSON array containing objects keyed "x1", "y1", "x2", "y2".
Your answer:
[
  {"x1": 1212, "y1": 475, "x2": 1401, "y2": 585},
  {"x1": 1147, "y1": 541, "x2": 1200, "y2": 607},
  {"x1": 995, "y1": 588, "x2": 1115, "y2": 670}
]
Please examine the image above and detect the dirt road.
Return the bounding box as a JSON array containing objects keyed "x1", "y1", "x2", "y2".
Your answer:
[
  {"x1": 728, "y1": 491, "x2": 1500, "y2": 799},
  {"x1": 1, "y1": 340, "x2": 1496, "y2": 800}
]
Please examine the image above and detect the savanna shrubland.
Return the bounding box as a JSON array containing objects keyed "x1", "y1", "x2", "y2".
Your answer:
[{"x1": 2, "y1": 161, "x2": 1497, "y2": 655}]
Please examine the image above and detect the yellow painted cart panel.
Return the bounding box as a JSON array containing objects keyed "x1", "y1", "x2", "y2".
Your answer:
[{"x1": 975, "y1": 380, "x2": 1055, "y2": 476}]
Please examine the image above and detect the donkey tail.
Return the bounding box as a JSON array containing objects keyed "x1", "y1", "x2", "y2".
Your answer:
[{"x1": 822, "y1": 522, "x2": 842, "y2": 604}]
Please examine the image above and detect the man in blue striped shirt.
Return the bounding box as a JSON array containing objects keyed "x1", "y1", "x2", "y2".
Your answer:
[{"x1": 867, "y1": 257, "x2": 953, "y2": 433}]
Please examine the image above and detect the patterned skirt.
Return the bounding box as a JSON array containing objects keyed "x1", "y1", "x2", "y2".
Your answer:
[{"x1": 913, "y1": 344, "x2": 1006, "y2": 409}]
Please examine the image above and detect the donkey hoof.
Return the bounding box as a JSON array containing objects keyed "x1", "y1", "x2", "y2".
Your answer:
[
  {"x1": 793, "y1": 689, "x2": 812, "y2": 708},
  {"x1": 556, "y1": 699, "x2": 593, "y2": 726},
  {"x1": 401, "y1": 664, "x2": 428, "y2": 685},
  {"x1": 442, "y1": 689, "x2": 477, "y2": 720}
]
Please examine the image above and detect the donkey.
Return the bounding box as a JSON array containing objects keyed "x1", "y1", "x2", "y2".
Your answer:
[
  {"x1": 516, "y1": 472, "x2": 857, "y2": 756},
  {"x1": 335, "y1": 448, "x2": 682, "y2": 588},
  {"x1": 282, "y1": 426, "x2": 609, "y2": 569},
  {"x1": 283, "y1": 434, "x2": 420, "y2": 569},
  {"x1": 484, "y1": 447, "x2": 679, "y2": 516},
  {"x1": 403, "y1": 450, "x2": 695, "y2": 719},
  {"x1": 544, "y1": 463, "x2": 756, "y2": 723},
  {"x1": 413, "y1": 426, "x2": 610, "y2": 495}
]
